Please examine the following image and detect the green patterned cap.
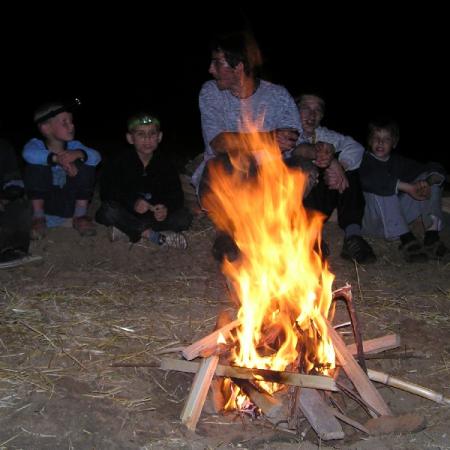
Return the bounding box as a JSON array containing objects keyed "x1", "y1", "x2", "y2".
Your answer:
[{"x1": 127, "y1": 114, "x2": 160, "y2": 131}]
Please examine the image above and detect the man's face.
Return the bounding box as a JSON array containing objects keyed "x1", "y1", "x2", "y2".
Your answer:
[
  {"x1": 368, "y1": 129, "x2": 396, "y2": 160},
  {"x1": 299, "y1": 96, "x2": 324, "y2": 136},
  {"x1": 208, "y1": 50, "x2": 239, "y2": 91},
  {"x1": 43, "y1": 112, "x2": 75, "y2": 142},
  {"x1": 127, "y1": 124, "x2": 162, "y2": 157}
]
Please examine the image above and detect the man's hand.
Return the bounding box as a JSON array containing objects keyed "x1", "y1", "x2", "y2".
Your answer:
[
  {"x1": 134, "y1": 198, "x2": 152, "y2": 214},
  {"x1": 314, "y1": 142, "x2": 335, "y2": 168},
  {"x1": 402, "y1": 180, "x2": 431, "y2": 200},
  {"x1": 324, "y1": 159, "x2": 349, "y2": 193},
  {"x1": 275, "y1": 128, "x2": 300, "y2": 153},
  {"x1": 152, "y1": 204, "x2": 168, "y2": 222}
]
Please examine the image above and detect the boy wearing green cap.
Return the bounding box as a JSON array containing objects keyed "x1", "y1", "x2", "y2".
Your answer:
[{"x1": 95, "y1": 113, "x2": 192, "y2": 249}]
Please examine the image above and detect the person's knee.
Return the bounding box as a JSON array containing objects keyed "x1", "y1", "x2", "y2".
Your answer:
[{"x1": 24, "y1": 164, "x2": 52, "y2": 197}]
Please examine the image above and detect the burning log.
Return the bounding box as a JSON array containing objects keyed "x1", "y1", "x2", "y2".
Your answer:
[
  {"x1": 182, "y1": 319, "x2": 240, "y2": 361},
  {"x1": 161, "y1": 358, "x2": 337, "y2": 391},
  {"x1": 180, "y1": 355, "x2": 219, "y2": 431},
  {"x1": 231, "y1": 379, "x2": 284, "y2": 419},
  {"x1": 326, "y1": 321, "x2": 392, "y2": 417}
]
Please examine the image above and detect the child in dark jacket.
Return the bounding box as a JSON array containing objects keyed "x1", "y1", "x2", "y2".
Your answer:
[
  {"x1": 359, "y1": 118, "x2": 448, "y2": 262},
  {"x1": 96, "y1": 113, "x2": 192, "y2": 249}
]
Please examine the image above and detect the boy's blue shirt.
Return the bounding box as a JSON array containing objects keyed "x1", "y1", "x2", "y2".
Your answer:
[{"x1": 23, "y1": 138, "x2": 101, "y2": 188}]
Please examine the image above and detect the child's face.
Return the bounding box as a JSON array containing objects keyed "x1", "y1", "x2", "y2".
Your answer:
[
  {"x1": 42, "y1": 112, "x2": 75, "y2": 142},
  {"x1": 127, "y1": 124, "x2": 162, "y2": 157},
  {"x1": 299, "y1": 96, "x2": 324, "y2": 136},
  {"x1": 368, "y1": 129, "x2": 396, "y2": 160}
]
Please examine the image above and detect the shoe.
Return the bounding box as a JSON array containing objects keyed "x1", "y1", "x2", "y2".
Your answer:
[
  {"x1": 72, "y1": 216, "x2": 96, "y2": 237},
  {"x1": 0, "y1": 249, "x2": 43, "y2": 269},
  {"x1": 109, "y1": 226, "x2": 129, "y2": 243},
  {"x1": 424, "y1": 239, "x2": 449, "y2": 260},
  {"x1": 30, "y1": 217, "x2": 47, "y2": 240},
  {"x1": 341, "y1": 235, "x2": 376, "y2": 264},
  {"x1": 159, "y1": 231, "x2": 188, "y2": 249},
  {"x1": 212, "y1": 233, "x2": 240, "y2": 262},
  {"x1": 399, "y1": 239, "x2": 429, "y2": 263}
]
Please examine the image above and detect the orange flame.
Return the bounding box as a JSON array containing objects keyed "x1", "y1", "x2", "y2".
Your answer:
[{"x1": 204, "y1": 133, "x2": 335, "y2": 387}]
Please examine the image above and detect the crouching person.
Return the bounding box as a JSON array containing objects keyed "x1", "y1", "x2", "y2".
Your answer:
[
  {"x1": 96, "y1": 113, "x2": 192, "y2": 249},
  {"x1": 23, "y1": 100, "x2": 101, "y2": 239}
]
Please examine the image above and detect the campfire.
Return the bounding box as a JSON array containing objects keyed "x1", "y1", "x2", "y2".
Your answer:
[{"x1": 160, "y1": 132, "x2": 450, "y2": 440}]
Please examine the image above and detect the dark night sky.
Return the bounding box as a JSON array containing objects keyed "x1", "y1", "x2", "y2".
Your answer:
[{"x1": 1, "y1": 7, "x2": 448, "y2": 169}]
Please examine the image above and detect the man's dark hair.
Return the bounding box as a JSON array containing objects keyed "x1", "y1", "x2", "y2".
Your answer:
[
  {"x1": 210, "y1": 31, "x2": 262, "y2": 76},
  {"x1": 368, "y1": 117, "x2": 400, "y2": 142}
]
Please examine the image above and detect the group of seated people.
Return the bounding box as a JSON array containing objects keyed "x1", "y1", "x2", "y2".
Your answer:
[
  {"x1": 0, "y1": 78, "x2": 448, "y2": 269},
  {"x1": 189, "y1": 30, "x2": 448, "y2": 265},
  {"x1": 0, "y1": 101, "x2": 194, "y2": 268}
]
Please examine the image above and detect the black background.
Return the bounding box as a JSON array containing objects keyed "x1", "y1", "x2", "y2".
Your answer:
[{"x1": 1, "y1": 6, "x2": 447, "y2": 169}]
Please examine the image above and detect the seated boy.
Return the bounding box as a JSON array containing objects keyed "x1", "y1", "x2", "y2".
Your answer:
[
  {"x1": 23, "y1": 100, "x2": 101, "y2": 239},
  {"x1": 95, "y1": 113, "x2": 192, "y2": 249},
  {"x1": 359, "y1": 118, "x2": 448, "y2": 262}
]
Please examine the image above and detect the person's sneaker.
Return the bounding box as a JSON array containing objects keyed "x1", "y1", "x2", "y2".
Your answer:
[
  {"x1": 30, "y1": 217, "x2": 47, "y2": 240},
  {"x1": 159, "y1": 231, "x2": 188, "y2": 249},
  {"x1": 72, "y1": 216, "x2": 97, "y2": 237},
  {"x1": 399, "y1": 239, "x2": 429, "y2": 263},
  {"x1": 341, "y1": 235, "x2": 376, "y2": 264},
  {"x1": 424, "y1": 239, "x2": 450, "y2": 260},
  {"x1": 0, "y1": 249, "x2": 43, "y2": 269},
  {"x1": 109, "y1": 226, "x2": 129, "y2": 243}
]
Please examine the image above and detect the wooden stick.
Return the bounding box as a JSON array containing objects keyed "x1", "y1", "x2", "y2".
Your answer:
[
  {"x1": 161, "y1": 358, "x2": 337, "y2": 391},
  {"x1": 112, "y1": 334, "x2": 401, "y2": 368},
  {"x1": 180, "y1": 355, "x2": 219, "y2": 431},
  {"x1": 347, "y1": 334, "x2": 400, "y2": 356},
  {"x1": 326, "y1": 321, "x2": 392, "y2": 417},
  {"x1": 367, "y1": 369, "x2": 450, "y2": 406},
  {"x1": 298, "y1": 388, "x2": 344, "y2": 441},
  {"x1": 182, "y1": 319, "x2": 240, "y2": 361},
  {"x1": 328, "y1": 407, "x2": 369, "y2": 435}
]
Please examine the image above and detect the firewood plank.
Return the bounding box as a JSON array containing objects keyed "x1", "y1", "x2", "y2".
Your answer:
[
  {"x1": 180, "y1": 355, "x2": 219, "y2": 431},
  {"x1": 182, "y1": 320, "x2": 240, "y2": 360},
  {"x1": 347, "y1": 334, "x2": 400, "y2": 356},
  {"x1": 327, "y1": 322, "x2": 392, "y2": 417},
  {"x1": 161, "y1": 358, "x2": 337, "y2": 391},
  {"x1": 299, "y1": 388, "x2": 344, "y2": 440}
]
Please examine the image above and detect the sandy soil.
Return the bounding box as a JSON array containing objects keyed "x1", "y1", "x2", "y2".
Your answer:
[{"x1": 1, "y1": 210, "x2": 449, "y2": 449}]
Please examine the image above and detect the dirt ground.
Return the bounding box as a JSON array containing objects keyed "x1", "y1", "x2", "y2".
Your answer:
[{"x1": 1, "y1": 208, "x2": 450, "y2": 450}]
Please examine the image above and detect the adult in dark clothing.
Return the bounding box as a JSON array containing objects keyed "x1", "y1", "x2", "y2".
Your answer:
[
  {"x1": 359, "y1": 118, "x2": 448, "y2": 262},
  {"x1": 95, "y1": 113, "x2": 192, "y2": 249},
  {"x1": 0, "y1": 138, "x2": 38, "y2": 268}
]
